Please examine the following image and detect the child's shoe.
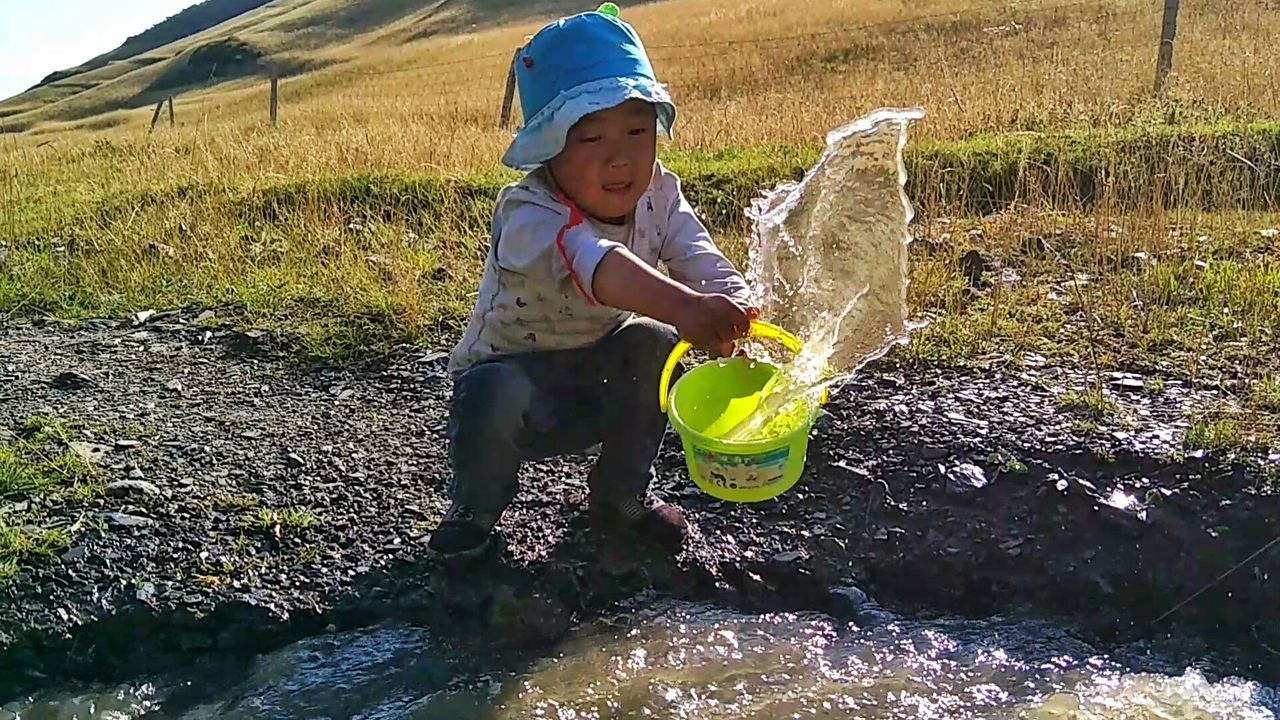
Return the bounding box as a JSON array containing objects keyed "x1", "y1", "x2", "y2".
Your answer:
[
  {"x1": 589, "y1": 492, "x2": 690, "y2": 550},
  {"x1": 428, "y1": 503, "x2": 500, "y2": 557}
]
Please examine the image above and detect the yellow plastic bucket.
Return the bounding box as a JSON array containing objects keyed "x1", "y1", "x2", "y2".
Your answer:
[{"x1": 658, "y1": 322, "x2": 823, "y2": 503}]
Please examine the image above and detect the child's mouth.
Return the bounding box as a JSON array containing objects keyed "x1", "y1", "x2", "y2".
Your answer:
[{"x1": 602, "y1": 182, "x2": 632, "y2": 194}]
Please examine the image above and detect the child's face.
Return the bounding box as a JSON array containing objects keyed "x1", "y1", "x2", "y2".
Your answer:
[{"x1": 548, "y1": 99, "x2": 657, "y2": 223}]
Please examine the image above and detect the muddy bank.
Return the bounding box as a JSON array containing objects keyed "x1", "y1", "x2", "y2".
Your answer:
[{"x1": 1, "y1": 312, "x2": 1277, "y2": 701}]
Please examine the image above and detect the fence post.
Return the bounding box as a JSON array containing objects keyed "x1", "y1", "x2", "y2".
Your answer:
[
  {"x1": 1153, "y1": 0, "x2": 1180, "y2": 96},
  {"x1": 269, "y1": 71, "x2": 279, "y2": 127},
  {"x1": 148, "y1": 99, "x2": 165, "y2": 134},
  {"x1": 167, "y1": 96, "x2": 175, "y2": 127},
  {"x1": 498, "y1": 48, "x2": 520, "y2": 129}
]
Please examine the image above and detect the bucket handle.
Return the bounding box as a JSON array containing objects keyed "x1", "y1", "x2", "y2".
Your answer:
[{"x1": 658, "y1": 321, "x2": 804, "y2": 413}]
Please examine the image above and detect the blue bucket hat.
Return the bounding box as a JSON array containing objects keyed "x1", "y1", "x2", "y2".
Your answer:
[{"x1": 502, "y1": 3, "x2": 676, "y2": 172}]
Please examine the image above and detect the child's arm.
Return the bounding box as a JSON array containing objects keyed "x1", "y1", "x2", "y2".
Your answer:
[
  {"x1": 658, "y1": 175, "x2": 753, "y2": 306},
  {"x1": 593, "y1": 247, "x2": 753, "y2": 351}
]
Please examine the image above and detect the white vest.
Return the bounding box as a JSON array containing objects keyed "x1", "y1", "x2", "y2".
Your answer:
[{"x1": 449, "y1": 162, "x2": 750, "y2": 376}]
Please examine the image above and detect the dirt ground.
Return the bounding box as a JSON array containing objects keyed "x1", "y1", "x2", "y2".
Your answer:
[{"x1": 1, "y1": 311, "x2": 1277, "y2": 700}]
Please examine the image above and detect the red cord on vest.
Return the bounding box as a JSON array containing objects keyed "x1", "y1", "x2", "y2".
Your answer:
[{"x1": 552, "y1": 192, "x2": 598, "y2": 306}]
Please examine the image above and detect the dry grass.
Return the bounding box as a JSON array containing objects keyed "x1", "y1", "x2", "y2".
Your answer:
[
  {"x1": 0, "y1": 1, "x2": 1276, "y2": 407},
  {"x1": 4, "y1": 0, "x2": 1278, "y2": 178}
]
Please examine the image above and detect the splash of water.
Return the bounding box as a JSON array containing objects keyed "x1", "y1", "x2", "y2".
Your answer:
[{"x1": 720, "y1": 108, "x2": 926, "y2": 442}]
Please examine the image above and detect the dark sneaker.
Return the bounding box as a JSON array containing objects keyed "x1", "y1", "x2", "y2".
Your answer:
[
  {"x1": 428, "y1": 504, "x2": 499, "y2": 558},
  {"x1": 590, "y1": 493, "x2": 690, "y2": 550}
]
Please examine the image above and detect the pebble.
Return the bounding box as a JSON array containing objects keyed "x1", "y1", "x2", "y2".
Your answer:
[
  {"x1": 60, "y1": 546, "x2": 88, "y2": 562},
  {"x1": 99, "y1": 511, "x2": 156, "y2": 528},
  {"x1": 69, "y1": 442, "x2": 112, "y2": 465},
  {"x1": 50, "y1": 370, "x2": 94, "y2": 390},
  {"x1": 921, "y1": 445, "x2": 948, "y2": 461},
  {"x1": 107, "y1": 479, "x2": 160, "y2": 497},
  {"x1": 942, "y1": 463, "x2": 990, "y2": 494}
]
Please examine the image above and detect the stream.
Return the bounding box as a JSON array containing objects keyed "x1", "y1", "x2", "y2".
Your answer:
[{"x1": 7, "y1": 600, "x2": 1276, "y2": 719}]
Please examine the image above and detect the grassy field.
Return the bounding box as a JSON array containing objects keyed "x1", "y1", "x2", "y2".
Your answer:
[{"x1": 1, "y1": 0, "x2": 1278, "y2": 438}]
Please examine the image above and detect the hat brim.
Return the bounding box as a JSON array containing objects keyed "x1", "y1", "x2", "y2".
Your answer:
[{"x1": 502, "y1": 76, "x2": 676, "y2": 172}]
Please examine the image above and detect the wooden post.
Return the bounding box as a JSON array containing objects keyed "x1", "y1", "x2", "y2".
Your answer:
[
  {"x1": 269, "y1": 71, "x2": 279, "y2": 127},
  {"x1": 1153, "y1": 0, "x2": 1180, "y2": 96},
  {"x1": 498, "y1": 48, "x2": 520, "y2": 129},
  {"x1": 166, "y1": 96, "x2": 175, "y2": 127},
  {"x1": 148, "y1": 99, "x2": 165, "y2": 133}
]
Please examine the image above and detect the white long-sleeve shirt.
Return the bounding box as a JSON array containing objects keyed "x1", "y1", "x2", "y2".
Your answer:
[{"x1": 449, "y1": 161, "x2": 751, "y2": 376}]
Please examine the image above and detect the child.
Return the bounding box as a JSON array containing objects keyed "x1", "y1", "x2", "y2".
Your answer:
[{"x1": 430, "y1": 4, "x2": 755, "y2": 557}]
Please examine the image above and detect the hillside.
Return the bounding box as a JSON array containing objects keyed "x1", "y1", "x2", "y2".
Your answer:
[
  {"x1": 30, "y1": 0, "x2": 276, "y2": 90},
  {"x1": 0, "y1": 0, "x2": 596, "y2": 133}
]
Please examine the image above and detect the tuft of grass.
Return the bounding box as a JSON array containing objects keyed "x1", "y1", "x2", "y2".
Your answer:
[
  {"x1": 1185, "y1": 418, "x2": 1246, "y2": 452},
  {"x1": 1070, "y1": 420, "x2": 1100, "y2": 436},
  {"x1": 245, "y1": 507, "x2": 317, "y2": 535},
  {"x1": 1058, "y1": 387, "x2": 1120, "y2": 420},
  {"x1": 1251, "y1": 376, "x2": 1280, "y2": 413},
  {"x1": 20, "y1": 416, "x2": 74, "y2": 445},
  {"x1": 0, "y1": 445, "x2": 59, "y2": 498},
  {"x1": 0, "y1": 524, "x2": 71, "y2": 584},
  {"x1": 212, "y1": 493, "x2": 259, "y2": 511}
]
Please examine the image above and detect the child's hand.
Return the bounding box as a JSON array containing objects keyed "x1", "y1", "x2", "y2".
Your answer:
[{"x1": 674, "y1": 294, "x2": 757, "y2": 353}]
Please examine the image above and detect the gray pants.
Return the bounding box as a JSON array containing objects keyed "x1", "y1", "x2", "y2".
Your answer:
[{"x1": 447, "y1": 318, "x2": 682, "y2": 514}]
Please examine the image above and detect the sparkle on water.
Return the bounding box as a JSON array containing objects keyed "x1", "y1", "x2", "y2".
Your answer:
[
  {"x1": 721, "y1": 108, "x2": 926, "y2": 443},
  {"x1": 11, "y1": 602, "x2": 1275, "y2": 719}
]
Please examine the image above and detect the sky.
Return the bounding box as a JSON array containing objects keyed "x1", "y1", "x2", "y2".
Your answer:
[{"x1": 0, "y1": 0, "x2": 200, "y2": 101}]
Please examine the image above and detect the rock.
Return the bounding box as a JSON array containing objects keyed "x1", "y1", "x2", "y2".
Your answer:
[
  {"x1": 69, "y1": 442, "x2": 112, "y2": 465},
  {"x1": 147, "y1": 242, "x2": 176, "y2": 258},
  {"x1": 195, "y1": 310, "x2": 217, "y2": 324},
  {"x1": 165, "y1": 379, "x2": 183, "y2": 393},
  {"x1": 1261, "y1": 228, "x2": 1279, "y2": 239},
  {"x1": 50, "y1": 370, "x2": 94, "y2": 390},
  {"x1": 816, "y1": 536, "x2": 846, "y2": 553},
  {"x1": 285, "y1": 453, "x2": 306, "y2": 469},
  {"x1": 771, "y1": 550, "x2": 806, "y2": 564},
  {"x1": 365, "y1": 254, "x2": 394, "y2": 267},
  {"x1": 1020, "y1": 235, "x2": 1050, "y2": 257},
  {"x1": 127, "y1": 468, "x2": 146, "y2": 480},
  {"x1": 99, "y1": 511, "x2": 155, "y2": 528},
  {"x1": 137, "y1": 582, "x2": 156, "y2": 603},
  {"x1": 921, "y1": 445, "x2": 948, "y2": 461},
  {"x1": 959, "y1": 249, "x2": 990, "y2": 288},
  {"x1": 133, "y1": 310, "x2": 156, "y2": 325},
  {"x1": 114, "y1": 439, "x2": 142, "y2": 449},
  {"x1": 61, "y1": 546, "x2": 88, "y2": 562},
  {"x1": 942, "y1": 463, "x2": 990, "y2": 494},
  {"x1": 828, "y1": 585, "x2": 870, "y2": 618},
  {"x1": 107, "y1": 479, "x2": 160, "y2": 497}
]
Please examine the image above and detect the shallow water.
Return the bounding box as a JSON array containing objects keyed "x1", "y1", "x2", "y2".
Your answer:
[{"x1": 8, "y1": 602, "x2": 1276, "y2": 719}]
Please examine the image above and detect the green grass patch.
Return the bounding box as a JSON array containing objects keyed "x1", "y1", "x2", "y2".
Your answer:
[
  {"x1": 1185, "y1": 418, "x2": 1247, "y2": 452},
  {"x1": 245, "y1": 507, "x2": 317, "y2": 535},
  {"x1": 1251, "y1": 376, "x2": 1280, "y2": 413},
  {"x1": 20, "y1": 415, "x2": 75, "y2": 444},
  {"x1": 1057, "y1": 387, "x2": 1120, "y2": 420},
  {"x1": 3, "y1": 123, "x2": 1280, "y2": 365},
  {"x1": 0, "y1": 524, "x2": 71, "y2": 583}
]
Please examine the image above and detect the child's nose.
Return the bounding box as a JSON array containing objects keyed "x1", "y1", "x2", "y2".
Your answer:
[{"x1": 605, "y1": 145, "x2": 631, "y2": 169}]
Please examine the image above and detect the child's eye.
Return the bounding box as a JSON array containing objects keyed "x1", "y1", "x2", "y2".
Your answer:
[
  {"x1": 579, "y1": 135, "x2": 602, "y2": 144},
  {"x1": 629, "y1": 127, "x2": 650, "y2": 136}
]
